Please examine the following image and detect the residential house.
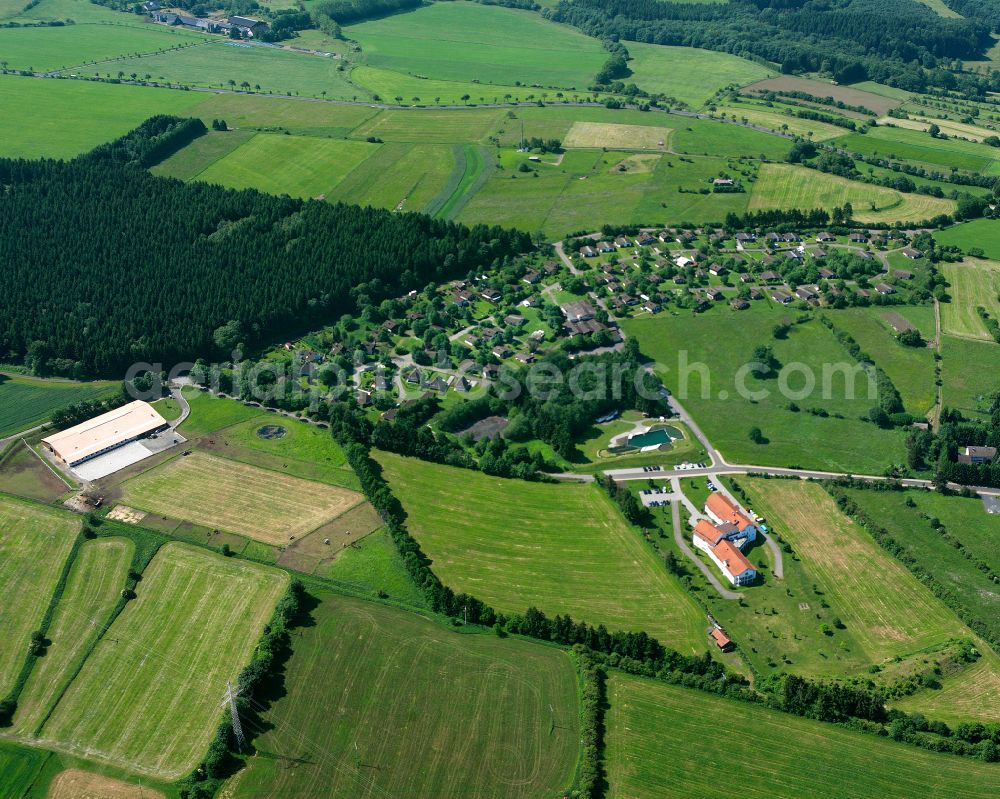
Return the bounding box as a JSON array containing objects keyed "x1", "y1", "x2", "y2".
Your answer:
[
  {"x1": 730, "y1": 298, "x2": 750, "y2": 310},
  {"x1": 561, "y1": 300, "x2": 596, "y2": 322},
  {"x1": 481, "y1": 288, "x2": 503, "y2": 303},
  {"x1": 522, "y1": 270, "x2": 541, "y2": 285},
  {"x1": 901, "y1": 247, "x2": 923, "y2": 260},
  {"x1": 579, "y1": 245, "x2": 597, "y2": 258},
  {"x1": 875, "y1": 283, "x2": 896, "y2": 295},
  {"x1": 959, "y1": 446, "x2": 997, "y2": 464}
]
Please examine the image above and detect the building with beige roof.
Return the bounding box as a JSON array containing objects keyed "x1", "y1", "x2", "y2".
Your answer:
[{"x1": 41, "y1": 400, "x2": 168, "y2": 467}]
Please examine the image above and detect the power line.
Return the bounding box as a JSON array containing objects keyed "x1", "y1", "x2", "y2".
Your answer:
[{"x1": 222, "y1": 681, "x2": 247, "y2": 752}]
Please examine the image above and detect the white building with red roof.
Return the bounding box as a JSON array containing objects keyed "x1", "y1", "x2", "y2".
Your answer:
[{"x1": 692, "y1": 495, "x2": 759, "y2": 586}]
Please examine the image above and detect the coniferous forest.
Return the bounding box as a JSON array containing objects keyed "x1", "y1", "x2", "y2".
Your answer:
[{"x1": 0, "y1": 119, "x2": 531, "y2": 377}]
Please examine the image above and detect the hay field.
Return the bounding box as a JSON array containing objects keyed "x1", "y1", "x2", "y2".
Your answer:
[
  {"x1": 605, "y1": 674, "x2": 1000, "y2": 799},
  {"x1": 742, "y1": 479, "x2": 967, "y2": 662},
  {"x1": 0, "y1": 497, "x2": 79, "y2": 697},
  {"x1": 227, "y1": 590, "x2": 580, "y2": 799},
  {"x1": 46, "y1": 769, "x2": 164, "y2": 799},
  {"x1": 13, "y1": 538, "x2": 133, "y2": 735},
  {"x1": 940, "y1": 259, "x2": 1000, "y2": 339},
  {"x1": 376, "y1": 452, "x2": 706, "y2": 652},
  {"x1": 749, "y1": 163, "x2": 955, "y2": 222},
  {"x1": 40, "y1": 543, "x2": 287, "y2": 779},
  {"x1": 120, "y1": 452, "x2": 362, "y2": 544},
  {"x1": 744, "y1": 76, "x2": 902, "y2": 115},
  {"x1": 893, "y1": 654, "x2": 1000, "y2": 724},
  {"x1": 563, "y1": 121, "x2": 672, "y2": 150},
  {"x1": 717, "y1": 104, "x2": 848, "y2": 140},
  {"x1": 839, "y1": 126, "x2": 998, "y2": 172}
]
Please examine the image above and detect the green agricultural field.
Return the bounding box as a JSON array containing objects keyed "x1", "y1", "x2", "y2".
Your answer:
[
  {"x1": 120, "y1": 452, "x2": 363, "y2": 545},
  {"x1": 743, "y1": 479, "x2": 968, "y2": 663},
  {"x1": 0, "y1": 374, "x2": 120, "y2": 438},
  {"x1": 351, "y1": 64, "x2": 529, "y2": 106},
  {"x1": 13, "y1": 537, "x2": 133, "y2": 735},
  {"x1": 149, "y1": 128, "x2": 255, "y2": 180},
  {"x1": 0, "y1": 742, "x2": 50, "y2": 799},
  {"x1": 433, "y1": 143, "x2": 492, "y2": 219},
  {"x1": 0, "y1": 442, "x2": 71, "y2": 503},
  {"x1": 940, "y1": 259, "x2": 1000, "y2": 339},
  {"x1": 827, "y1": 307, "x2": 937, "y2": 414},
  {"x1": 194, "y1": 92, "x2": 378, "y2": 136},
  {"x1": 325, "y1": 528, "x2": 428, "y2": 607},
  {"x1": 0, "y1": 22, "x2": 206, "y2": 72},
  {"x1": 935, "y1": 218, "x2": 1000, "y2": 258},
  {"x1": 894, "y1": 653, "x2": 1000, "y2": 724},
  {"x1": 195, "y1": 133, "x2": 378, "y2": 198},
  {"x1": 716, "y1": 103, "x2": 849, "y2": 140},
  {"x1": 104, "y1": 40, "x2": 364, "y2": 98},
  {"x1": 840, "y1": 487, "x2": 1000, "y2": 673},
  {"x1": 749, "y1": 163, "x2": 955, "y2": 222},
  {"x1": 376, "y1": 452, "x2": 706, "y2": 652},
  {"x1": 0, "y1": 497, "x2": 79, "y2": 697},
  {"x1": 605, "y1": 673, "x2": 1000, "y2": 799},
  {"x1": 227, "y1": 590, "x2": 580, "y2": 799},
  {"x1": 626, "y1": 43, "x2": 774, "y2": 108},
  {"x1": 622, "y1": 305, "x2": 909, "y2": 473},
  {"x1": 176, "y1": 388, "x2": 260, "y2": 436},
  {"x1": 5, "y1": 0, "x2": 139, "y2": 23},
  {"x1": 350, "y1": 107, "x2": 504, "y2": 143},
  {"x1": 344, "y1": 1, "x2": 605, "y2": 89},
  {"x1": 40, "y1": 542, "x2": 287, "y2": 779},
  {"x1": 940, "y1": 334, "x2": 1000, "y2": 417},
  {"x1": 0, "y1": 76, "x2": 207, "y2": 159},
  {"x1": 670, "y1": 115, "x2": 792, "y2": 159},
  {"x1": 838, "y1": 126, "x2": 999, "y2": 172}
]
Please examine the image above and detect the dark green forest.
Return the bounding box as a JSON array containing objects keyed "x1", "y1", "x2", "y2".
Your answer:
[{"x1": 0, "y1": 118, "x2": 530, "y2": 377}]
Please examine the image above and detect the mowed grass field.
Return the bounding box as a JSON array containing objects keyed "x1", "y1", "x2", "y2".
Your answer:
[
  {"x1": 376, "y1": 452, "x2": 706, "y2": 652},
  {"x1": 935, "y1": 218, "x2": 1000, "y2": 259},
  {"x1": 838, "y1": 125, "x2": 1000, "y2": 172},
  {"x1": 623, "y1": 306, "x2": 909, "y2": 472},
  {"x1": 562, "y1": 121, "x2": 672, "y2": 150},
  {"x1": 227, "y1": 590, "x2": 580, "y2": 799},
  {"x1": 717, "y1": 103, "x2": 849, "y2": 140},
  {"x1": 743, "y1": 479, "x2": 967, "y2": 662},
  {"x1": 940, "y1": 334, "x2": 1000, "y2": 416},
  {"x1": 940, "y1": 259, "x2": 1000, "y2": 339},
  {"x1": 894, "y1": 654, "x2": 1000, "y2": 724},
  {"x1": 343, "y1": 1, "x2": 605, "y2": 89},
  {"x1": 40, "y1": 542, "x2": 288, "y2": 779},
  {"x1": 0, "y1": 742, "x2": 49, "y2": 799},
  {"x1": 120, "y1": 452, "x2": 362, "y2": 544},
  {"x1": 0, "y1": 497, "x2": 79, "y2": 697},
  {"x1": 625, "y1": 43, "x2": 774, "y2": 108},
  {"x1": 0, "y1": 374, "x2": 120, "y2": 438},
  {"x1": 749, "y1": 163, "x2": 955, "y2": 222},
  {"x1": 605, "y1": 673, "x2": 1000, "y2": 799},
  {"x1": 13, "y1": 537, "x2": 133, "y2": 735}
]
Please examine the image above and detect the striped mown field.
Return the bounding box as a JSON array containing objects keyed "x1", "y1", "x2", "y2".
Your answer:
[
  {"x1": 39, "y1": 543, "x2": 288, "y2": 779},
  {"x1": 376, "y1": 452, "x2": 706, "y2": 653},
  {"x1": 227, "y1": 590, "x2": 580, "y2": 799},
  {"x1": 0, "y1": 496, "x2": 79, "y2": 697},
  {"x1": 606, "y1": 673, "x2": 1000, "y2": 799},
  {"x1": 940, "y1": 259, "x2": 1000, "y2": 339}
]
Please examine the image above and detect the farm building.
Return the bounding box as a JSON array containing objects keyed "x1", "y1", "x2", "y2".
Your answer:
[{"x1": 41, "y1": 400, "x2": 168, "y2": 468}]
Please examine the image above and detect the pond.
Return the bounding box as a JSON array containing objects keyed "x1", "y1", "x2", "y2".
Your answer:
[{"x1": 627, "y1": 425, "x2": 682, "y2": 449}]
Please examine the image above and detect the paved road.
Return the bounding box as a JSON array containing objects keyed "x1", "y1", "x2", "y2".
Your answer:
[
  {"x1": 167, "y1": 384, "x2": 191, "y2": 429},
  {"x1": 670, "y1": 495, "x2": 740, "y2": 600}
]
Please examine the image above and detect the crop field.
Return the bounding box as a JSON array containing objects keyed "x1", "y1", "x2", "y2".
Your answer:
[
  {"x1": 3, "y1": 0, "x2": 140, "y2": 23},
  {"x1": 376, "y1": 452, "x2": 706, "y2": 652},
  {"x1": 623, "y1": 306, "x2": 909, "y2": 472},
  {"x1": 193, "y1": 92, "x2": 378, "y2": 136},
  {"x1": 605, "y1": 674, "x2": 1000, "y2": 799},
  {"x1": 226, "y1": 590, "x2": 580, "y2": 799},
  {"x1": 940, "y1": 334, "x2": 1000, "y2": 416},
  {"x1": 195, "y1": 133, "x2": 378, "y2": 198},
  {"x1": 350, "y1": 107, "x2": 504, "y2": 143},
  {"x1": 625, "y1": 43, "x2": 774, "y2": 108},
  {"x1": 120, "y1": 452, "x2": 363, "y2": 544},
  {"x1": 0, "y1": 22, "x2": 207, "y2": 72},
  {"x1": 0, "y1": 374, "x2": 120, "y2": 438},
  {"x1": 0, "y1": 742, "x2": 49, "y2": 799},
  {"x1": 148, "y1": 128, "x2": 255, "y2": 180},
  {"x1": 46, "y1": 769, "x2": 164, "y2": 799},
  {"x1": 838, "y1": 126, "x2": 999, "y2": 172},
  {"x1": 13, "y1": 537, "x2": 133, "y2": 735},
  {"x1": 827, "y1": 307, "x2": 937, "y2": 414},
  {"x1": 670, "y1": 115, "x2": 791, "y2": 159},
  {"x1": 40, "y1": 542, "x2": 287, "y2": 779},
  {"x1": 0, "y1": 497, "x2": 79, "y2": 697},
  {"x1": 104, "y1": 40, "x2": 364, "y2": 98},
  {"x1": 562, "y1": 121, "x2": 672, "y2": 150},
  {"x1": 881, "y1": 113, "x2": 998, "y2": 143},
  {"x1": 940, "y1": 259, "x2": 1000, "y2": 339},
  {"x1": 935, "y1": 218, "x2": 1000, "y2": 258},
  {"x1": 350, "y1": 64, "x2": 527, "y2": 107},
  {"x1": 343, "y1": 1, "x2": 605, "y2": 89},
  {"x1": 749, "y1": 163, "x2": 955, "y2": 222},
  {"x1": 716, "y1": 103, "x2": 849, "y2": 140},
  {"x1": 744, "y1": 76, "x2": 903, "y2": 115},
  {"x1": 743, "y1": 479, "x2": 967, "y2": 663},
  {"x1": 0, "y1": 76, "x2": 207, "y2": 159}
]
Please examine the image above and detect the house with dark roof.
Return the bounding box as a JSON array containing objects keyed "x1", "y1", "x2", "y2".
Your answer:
[{"x1": 959, "y1": 446, "x2": 997, "y2": 464}]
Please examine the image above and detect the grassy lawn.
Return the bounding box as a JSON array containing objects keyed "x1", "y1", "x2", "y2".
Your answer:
[
  {"x1": 12, "y1": 537, "x2": 133, "y2": 735},
  {"x1": 623, "y1": 305, "x2": 910, "y2": 473},
  {"x1": 120, "y1": 452, "x2": 363, "y2": 545},
  {"x1": 749, "y1": 163, "x2": 955, "y2": 223},
  {"x1": 744, "y1": 479, "x2": 968, "y2": 663},
  {"x1": 176, "y1": 389, "x2": 260, "y2": 436},
  {"x1": 0, "y1": 75, "x2": 207, "y2": 159},
  {"x1": 40, "y1": 542, "x2": 287, "y2": 780},
  {"x1": 149, "y1": 396, "x2": 181, "y2": 422},
  {"x1": 324, "y1": 528, "x2": 428, "y2": 607},
  {"x1": 350, "y1": 107, "x2": 504, "y2": 143},
  {"x1": 343, "y1": 0, "x2": 605, "y2": 89},
  {"x1": 0, "y1": 373, "x2": 120, "y2": 438},
  {"x1": 376, "y1": 451, "x2": 706, "y2": 652},
  {"x1": 940, "y1": 258, "x2": 1000, "y2": 339},
  {"x1": 194, "y1": 133, "x2": 378, "y2": 198},
  {"x1": 935, "y1": 218, "x2": 1000, "y2": 258},
  {"x1": 605, "y1": 673, "x2": 1000, "y2": 799},
  {"x1": 827, "y1": 307, "x2": 937, "y2": 414},
  {"x1": 0, "y1": 442, "x2": 71, "y2": 503},
  {"x1": 227, "y1": 590, "x2": 580, "y2": 799},
  {"x1": 627, "y1": 43, "x2": 774, "y2": 108},
  {"x1": 0, "y1": 496, "x2": 79, "y2": 697},
  {"x1": 940, "y1": 334, "x2": 1000, "y2": 417}
]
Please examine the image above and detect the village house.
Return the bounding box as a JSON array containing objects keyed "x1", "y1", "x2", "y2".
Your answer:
[
  {"x1": 730, "y1": 298, "x2": 750, "y2": 311},
  {"x1": 959, "y1": 446, "x2": 997, "y2": 464},
  {"x1": 614, "y1": 235, "x2": 632, "y2": 248},
  {"x1": 770, "y1": 290, "x2": 793, "y2": 305},
  {"x1": 875, "y1": 283, "x2": 896, "y2": 295},
  {"x1": 481, "y1": 287, "x2": 503, "y2": 303},
  {"x1": 597, "y1": 241, "x2": 615, "y2": 253},
  {"x1": 522, "y1": 270, "x2": 541, "y2": 285},
  {"x1": 816, "y1": 231, "x2": 835, "y2": 242},
  {"x1": 561, "y1": 300, "x2": 596, "y2": 322},
  {"x1": 901, "y1": 247, "x2": 923, "y2": 260},
  {"x1": 579, "y1": 245, "x2": 597, "y2": 258}
]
